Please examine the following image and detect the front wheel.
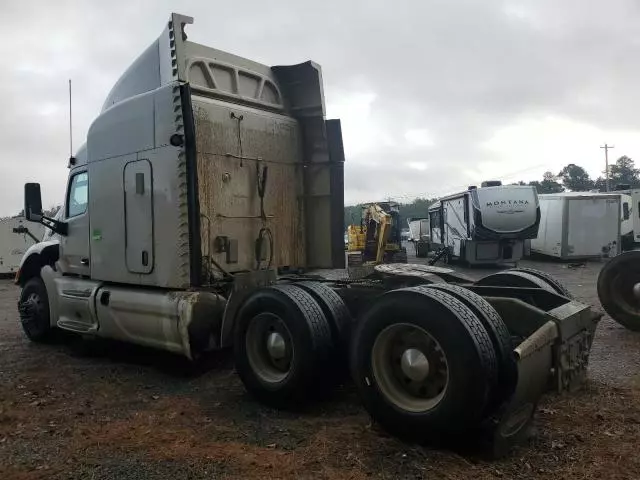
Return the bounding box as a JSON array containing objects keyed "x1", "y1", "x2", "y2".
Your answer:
[{"x1": 18, "y1": 277, "x2": 53, "y2": 342}]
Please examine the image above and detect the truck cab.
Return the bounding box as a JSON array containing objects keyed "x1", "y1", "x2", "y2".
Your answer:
[{"x1": 16, "y1": 12, "x2": 346, "y2": 358}]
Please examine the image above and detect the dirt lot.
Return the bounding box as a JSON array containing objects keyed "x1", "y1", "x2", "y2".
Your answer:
[{"x1": 1, "y1": 259, "x2": 640, "y2": 479}]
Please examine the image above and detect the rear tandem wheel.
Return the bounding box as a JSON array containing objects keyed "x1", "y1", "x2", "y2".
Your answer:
[
  {"x1": 509, "y1": 267, "x2": 573, "y2": 298},
  {"x1": 475, "y1": 268, "x2": 571, "y2": 297},
  {"x1": 421, "y1": 283, "x2": 518, "y2": 409},
  {"x1": 350, "y1": 286, "x2": 498, "y2": 441},
  {"x1": 233, "y1": 284, "x2": 334, "y2": 407},
  {"x1": 295, "y1": 281, "x2": 353, "y2": 353}
]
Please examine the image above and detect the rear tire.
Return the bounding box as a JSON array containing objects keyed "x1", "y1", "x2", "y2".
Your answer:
[
  {"x1": 509, "y1": 268, "x2": 573, "y2": 298},
  {"x1": 233, "y1": 285, "x2": 333, "y2": 407},
  {"x1": 295, "y1": 281, "x2": 352, "y2": 353},
  {"x1": 350, "y1": 286, "x2": 498, "y2": 441},
  {"x1": 422, "y1": 283, "x2": 517, "y2": 410},
  {"x1": 18, "y1": 277, "x2": 52, "y2": 342},
  {"x1": 475, "y1": 270, "x2": 557, "y2": 293}
]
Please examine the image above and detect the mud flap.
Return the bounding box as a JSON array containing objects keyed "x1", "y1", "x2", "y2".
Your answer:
[
  {"x1": 487, "y1": 321, "x2": 557, "y2": 457},
  {"x1": 485, "y1": 302, "x2": 600, "y2": 457}
]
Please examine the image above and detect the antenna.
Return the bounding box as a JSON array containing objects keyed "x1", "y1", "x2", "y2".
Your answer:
[{"x1": 68, "y1": 79, "x2": 74, "y2": 161}]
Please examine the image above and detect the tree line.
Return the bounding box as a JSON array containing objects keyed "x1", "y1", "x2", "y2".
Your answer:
[
  {"x1": 512, "y1": 155, "x2": 640, "y2": 194},
  {"x1": 343, "y1": 156, "x2": 640, "y2": 229}
]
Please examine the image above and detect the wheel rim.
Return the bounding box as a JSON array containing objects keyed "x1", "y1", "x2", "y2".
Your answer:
[
  {"x1": 245, "y1": 312, "x2": 294, "y2": 384},
  {"x1": 371, "y1": 323, "x2": 449, "y2": 413}
]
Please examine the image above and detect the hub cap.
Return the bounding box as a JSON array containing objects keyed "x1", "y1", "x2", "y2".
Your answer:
[
  {"x1": 400, "y1": 348, "x2": 430, "y2": 382},
  {"x1": 266, "y1": 332, "x2": 286, "y2": 360},
  {"x1": 371, "y1": 323, "x2": 449, "y2": 413},
  {"x1": 245, "y1": 313, "x2": 293, "y2": 384},
  {"x1": 633, "y1": 283, "x2": 640, "y2": 301}
]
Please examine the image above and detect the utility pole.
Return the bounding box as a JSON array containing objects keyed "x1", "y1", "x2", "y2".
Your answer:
[{"x1": 600, "y1": 143, "x2": 614, "y2": 192}]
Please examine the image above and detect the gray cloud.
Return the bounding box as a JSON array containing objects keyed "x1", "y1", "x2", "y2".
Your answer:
[{"x1": 1, "y1": 0, "x2": 638, "y2": 215}]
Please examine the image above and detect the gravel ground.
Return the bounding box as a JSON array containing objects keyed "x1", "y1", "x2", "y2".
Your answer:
[{"x1": 1, "y1": 257, "x2": 640, "y2": 479}]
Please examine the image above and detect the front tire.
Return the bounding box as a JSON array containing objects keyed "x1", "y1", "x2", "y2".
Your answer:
[{"x1": 18, "y1": 277, "x2": 52, "y2": 342}]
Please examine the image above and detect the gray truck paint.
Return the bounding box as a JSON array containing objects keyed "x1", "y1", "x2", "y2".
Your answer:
[{"x1": 18, "y1": 13, "x2": 345, "y2": 359}]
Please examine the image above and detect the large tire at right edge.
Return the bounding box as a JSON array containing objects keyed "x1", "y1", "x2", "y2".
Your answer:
[
  {"x1": 597, "y1": 251, "x2": 640, "y2": 331},
  {"x1": 350, "y1": 286, "x2": 498, "y2": 442}
]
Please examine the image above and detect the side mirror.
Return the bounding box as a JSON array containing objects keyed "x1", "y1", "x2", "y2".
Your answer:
[{"x1": 24, "y1": 183, "x2": 43, "y2": 221}]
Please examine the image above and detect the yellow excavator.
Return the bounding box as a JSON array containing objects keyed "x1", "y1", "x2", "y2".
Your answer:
[{"x1": 347, "y1": 202, "x2": 408, "y2": 265}]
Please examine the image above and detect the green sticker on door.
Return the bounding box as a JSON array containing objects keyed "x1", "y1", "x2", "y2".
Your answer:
[{"x1": 92, "y1": 229, "x2": 102, "y2": 241}]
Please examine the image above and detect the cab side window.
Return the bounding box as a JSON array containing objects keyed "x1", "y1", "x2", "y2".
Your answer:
[{"x1": 67, "y1": 172, "x2": 88, "y2": 218}]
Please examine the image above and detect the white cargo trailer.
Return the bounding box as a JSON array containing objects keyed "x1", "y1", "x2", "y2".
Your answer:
[
  {"x1": 407, "y1": 218, "x2": 430, "y2": 257},
  {"x1": 429, "y1": 182, "x2": 540, "y2": 265},
  {"x1": 532, "y1": 193, "x2": 621, "y2": 260},
  {"x1": 0, "y1": 217, "x2": 44, "y2": 276},
  {"x1": 608, "y1": 188, "x2": 639, "y2": 249}
]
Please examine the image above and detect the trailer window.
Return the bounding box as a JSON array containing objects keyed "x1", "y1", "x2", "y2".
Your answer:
[
  {"x1": 67, "y1": 172, "x2": 88, "y2": 218},
  {"x1": 623, "y1": 202, "x2": 630, "y2": 220}
]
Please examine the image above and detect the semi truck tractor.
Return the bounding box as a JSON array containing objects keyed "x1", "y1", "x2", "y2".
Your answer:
[{"x1": 17, "y1": 13, "x2": 601, "y2": 454}]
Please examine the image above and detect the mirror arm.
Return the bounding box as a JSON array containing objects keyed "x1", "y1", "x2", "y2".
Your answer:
[{"x1": 41, "y1": 215, "x2": 68, "y2": 236}]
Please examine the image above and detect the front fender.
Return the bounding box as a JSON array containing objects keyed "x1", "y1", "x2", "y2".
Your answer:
[{"x1": 15, "y1": 240, "x2": 60, "y2": 286}]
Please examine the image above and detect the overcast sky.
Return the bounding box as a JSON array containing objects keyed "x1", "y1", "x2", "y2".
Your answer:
[{"x1": 2, "y1": 0, "x2": 640, "y2": 215}]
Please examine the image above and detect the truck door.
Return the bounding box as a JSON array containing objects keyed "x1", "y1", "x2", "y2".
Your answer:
[
  {"x1": 59, "y1": 170, "x2": 90, "y2": 276},
  {"x1": 123, "y1": 159, "x2": 154, "y2": 274}
]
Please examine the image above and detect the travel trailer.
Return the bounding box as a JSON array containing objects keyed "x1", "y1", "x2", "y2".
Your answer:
[{"x1": 429, "y1": 182, "x2": 540, "y2": 265}]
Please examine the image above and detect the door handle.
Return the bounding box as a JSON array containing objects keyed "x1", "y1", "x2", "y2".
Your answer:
[{"x1": 81, "y1": 258, "x2": 89, "y2": 265}]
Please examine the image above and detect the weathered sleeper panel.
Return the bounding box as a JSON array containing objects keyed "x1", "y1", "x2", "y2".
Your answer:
[{"x1": 193, "y1": 98, "x2": 305, "y2": 272}]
